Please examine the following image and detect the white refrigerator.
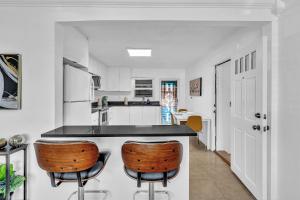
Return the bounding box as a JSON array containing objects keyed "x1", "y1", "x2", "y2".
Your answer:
[{"x1": 63, "y1": 64, "x2": 94, "y2": 125}]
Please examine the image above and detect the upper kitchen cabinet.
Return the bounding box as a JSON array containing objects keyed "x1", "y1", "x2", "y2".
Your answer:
[
  {"x1": 107, "y1": 67, "x2": 131, "y2": 91},
  {"x1": 63, "y1": 26, "x2": 89, "y2": 67},
  {"x1": 119, "y1": 68, "x2": 131, "y2": 91},
  {"x1": 89, "y1": 55, "x2": 107, "y2": 90}
]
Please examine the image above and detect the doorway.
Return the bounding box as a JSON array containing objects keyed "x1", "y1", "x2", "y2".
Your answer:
[
  {"x1": 215, "y1": 59, "x2": 232, "y2": 165},
  {"x1": 160, "y1": 80, "x2": 178, "y2": 125}
]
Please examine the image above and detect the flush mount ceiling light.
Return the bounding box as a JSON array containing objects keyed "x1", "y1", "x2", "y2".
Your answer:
[{"x1": 127, "y1": 49, "x2": 152, "y2": 57}]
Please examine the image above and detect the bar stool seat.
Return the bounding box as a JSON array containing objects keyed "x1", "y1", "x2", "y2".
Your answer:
[
  {"x1": 53, "y1": 152, "x2": 110, "y2": 181},
  {"x1": 125, "y1": 168, "x2": 178, "y2": 181}
]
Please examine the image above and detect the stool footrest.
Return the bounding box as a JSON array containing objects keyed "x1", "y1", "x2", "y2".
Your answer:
[{"x1": 68, "y1": 189, "x2": 110, "y2": 200}]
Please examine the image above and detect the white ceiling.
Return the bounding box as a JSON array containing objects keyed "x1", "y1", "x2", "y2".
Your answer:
[{"x1": 71, "y1": 21, "x2": 263, "y2": 68}]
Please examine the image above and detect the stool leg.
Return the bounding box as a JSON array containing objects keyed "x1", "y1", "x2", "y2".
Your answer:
[
  {"x1": 149, "y1": 182, "x2": 154, "y2": 200},
  {"x1": 78, "y1": 186, "x2": 84, "y2": 200}
]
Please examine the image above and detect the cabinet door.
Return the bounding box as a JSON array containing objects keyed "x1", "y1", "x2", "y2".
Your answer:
[
  {"x1": 142, "y1": 107, "x2": 160, "y2": 125},
  {"x1": 63, "y1": 26, "x2": 89, "y2": 67},
  {"x1": 107, "y1": 67, "x2": 119, "y2": 91},
  {"x1": 130, "y1": 107, "x2": 143, "y2": 125},
  {"x1": 110, "y1": 107, "x2": 130, "y2": 125},
  {"x1": 119, "y1": 67, "x2": 131, "y2": 91}
]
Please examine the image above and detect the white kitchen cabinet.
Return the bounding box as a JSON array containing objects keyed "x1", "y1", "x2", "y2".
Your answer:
[
  {"x1": 107, "y1": 67, "x2": 119, "y2": 91},
  {"x1": 129, "y1": 107, "x2": 143, "y2": 125},
  {"x1": 63, "y1": 26, "x2": 89, "y2": 67},
  {"x1": 119, "y1": 67, "x2": 131, "y2": 91},
  {"x1": 142, "y1": 107, "x2": 161, "y2": 125},
  {"x1": 109, "y1": 106, "x2": 130, "y2": 125},
  {"x1": 109, "y1": 106, "x2": 161, "y2": 125},
  {"x1": 106, "y1": 67, "x2": 131, "y2": 91}
]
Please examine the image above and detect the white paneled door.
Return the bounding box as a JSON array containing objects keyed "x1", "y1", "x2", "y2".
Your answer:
[{"x1": 231, "y1": 36, "x2": 268, "y2": 200}]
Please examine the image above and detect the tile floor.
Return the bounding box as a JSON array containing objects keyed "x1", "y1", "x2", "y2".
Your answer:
[{"x1": 189, "y1": 138, "x2": 255, "y2": 200}]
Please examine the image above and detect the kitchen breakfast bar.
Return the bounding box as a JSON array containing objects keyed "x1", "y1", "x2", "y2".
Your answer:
[{"x1": 40, "y1": 125, "x2": 196, "y2": 200}]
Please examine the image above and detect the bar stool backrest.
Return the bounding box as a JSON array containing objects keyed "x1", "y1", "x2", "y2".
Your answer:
[
  {"x1": 34, "y1": 140, "x2": 99, "y2": 173},
  {"x1": 186, "y1": 115, "x2": 203, "y2": 132},
  {"x1": 122, "y1": 141, "x2": 182, "y2": 173}
]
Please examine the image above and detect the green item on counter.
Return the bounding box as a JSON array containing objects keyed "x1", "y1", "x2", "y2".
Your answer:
[{"x1": 0, "y1": 164, "x2": 13, "y2": 181}]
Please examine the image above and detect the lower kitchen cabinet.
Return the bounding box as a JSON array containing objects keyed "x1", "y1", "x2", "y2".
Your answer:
[
  {"x1": 109, "y1": 106, "x2": 161, "y2": 125},
  {"x1": 109, "y1": 106, "x2": 130, "y2": 125},
  {"x1": 129, "y1": 107, "x2": 143, "y2": 125},
  {"x1": 142, "y1": 107, "x2": 160, "y2": 125}
]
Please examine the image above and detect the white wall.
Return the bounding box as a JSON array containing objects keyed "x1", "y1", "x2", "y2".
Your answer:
[
  {"x1": 277, "y1": 0, "x2": 300, "y2": 199},
  {"x1": 185, "y1": 27, "x2": 263, "y2": 148},
  {"x1": 98, "y1": 67, "x2": 186, "y2": 108},
  {"x1": 0, "y1": 5, "x2": 274, "y2": 200}
]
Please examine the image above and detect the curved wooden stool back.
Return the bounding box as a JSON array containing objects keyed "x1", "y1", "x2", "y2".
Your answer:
[
  {"x1": 186, "y1": 115, "x2": 203, "y2": 132},
  {"x1": 178, "y1": 108, "x2": 187, "y2": 112},
  {"x1": 34, "y1": 140, "x2": 99, "y2": 173},
  {"x1": 122, "y1": 141, "x2": 183, "y2": 173}
]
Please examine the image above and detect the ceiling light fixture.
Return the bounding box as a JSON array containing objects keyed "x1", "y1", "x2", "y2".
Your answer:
[{"x1": 127, "y1": 49, "x2": 152, "y2": 57}]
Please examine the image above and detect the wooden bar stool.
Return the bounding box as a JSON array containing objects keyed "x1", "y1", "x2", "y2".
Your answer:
[
  {"x1": 34, "y1": 140, "x2": 110, "y2": 200},
  {"x1": 121, "y1": 141, "x2": 183, "y2": 200}
]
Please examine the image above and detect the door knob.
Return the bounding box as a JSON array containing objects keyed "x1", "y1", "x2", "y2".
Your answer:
[
  {"x1": 255, "y1": 113, "x2": 261, "y2": 118},
  {"x1": 252, "y1": 125, "x2": 261, "y2": 131}
]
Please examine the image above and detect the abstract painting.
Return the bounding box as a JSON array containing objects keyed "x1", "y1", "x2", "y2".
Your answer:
[
  {"x1": 0, "y1": 54, "x2": 22, "y2": 109},
  {"x1": 190, "y1": 77, "x2": 202, "y2": 96}
]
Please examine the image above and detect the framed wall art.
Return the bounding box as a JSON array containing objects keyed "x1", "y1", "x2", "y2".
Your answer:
[
  {"x1": 190, "y1": 77, "x2": 202, "y2": 96},
  {"x1": 0, "y1": 54, "x2": 22, "y2": 109}
]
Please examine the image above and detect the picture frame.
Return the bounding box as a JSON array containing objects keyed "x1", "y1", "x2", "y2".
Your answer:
[
  {"x1": 0, "y1": 54, "x2": 22, "y2": 109},
  {"x1": 190, "y1": 77, "x2": 202, "y2": 96}
]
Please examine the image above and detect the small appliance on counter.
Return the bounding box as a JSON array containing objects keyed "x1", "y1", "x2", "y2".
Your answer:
[
  {"x1": 102, "y1": 96, "x2": 108, "y2": 107},
  {"x1": 124, "y1": 97, "x2": 128, "y2": 106}
]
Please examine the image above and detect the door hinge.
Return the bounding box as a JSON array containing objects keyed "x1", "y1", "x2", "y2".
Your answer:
[{"x1": 263, "y1": 125, "x2": 270, "y2": 132}]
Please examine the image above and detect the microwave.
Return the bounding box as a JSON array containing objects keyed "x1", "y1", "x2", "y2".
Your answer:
[{"x1": 92, "y1": 75, "x2": 101, "y2": 90}]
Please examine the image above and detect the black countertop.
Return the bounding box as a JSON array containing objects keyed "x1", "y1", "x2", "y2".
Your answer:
[
  {"x1": 41, "y1": 125, "x2": 196, "y2": 138},
  {"x1": 108, "y1": 101, "x2": 161, "y2": 107}
]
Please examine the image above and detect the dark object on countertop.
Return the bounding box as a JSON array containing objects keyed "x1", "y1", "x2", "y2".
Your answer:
[
  {"x1": 0, "y1": 139, "x2": 7, "y2": 149},
  {"x1": 34, "y1": 140, "x2": 110, "y2": 200},
  {"x1": 102, "y1": 96, "x2": 108, "y2": 107},
  {"x1": 8, "y1": 135, "x2": 25, "y2": 148},
  {"x1": 41, "y1": 125, "x2": 196, "y2": 138},
  {"x1": 108, "y1": 101, "x2": 160, "y2": 106}
]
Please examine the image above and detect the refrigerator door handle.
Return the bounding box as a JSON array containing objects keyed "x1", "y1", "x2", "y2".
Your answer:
[{"x1": 90, "y1": 78, "x2": 95, "y2": 102}]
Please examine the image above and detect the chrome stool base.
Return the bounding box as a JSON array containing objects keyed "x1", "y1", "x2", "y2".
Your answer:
[
  {"x1": 68, "y1": 188, "x2": 110, "y2": 200},
  {"x1": 133, "y1": 182, "x2": 171, "y2": 200}
]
